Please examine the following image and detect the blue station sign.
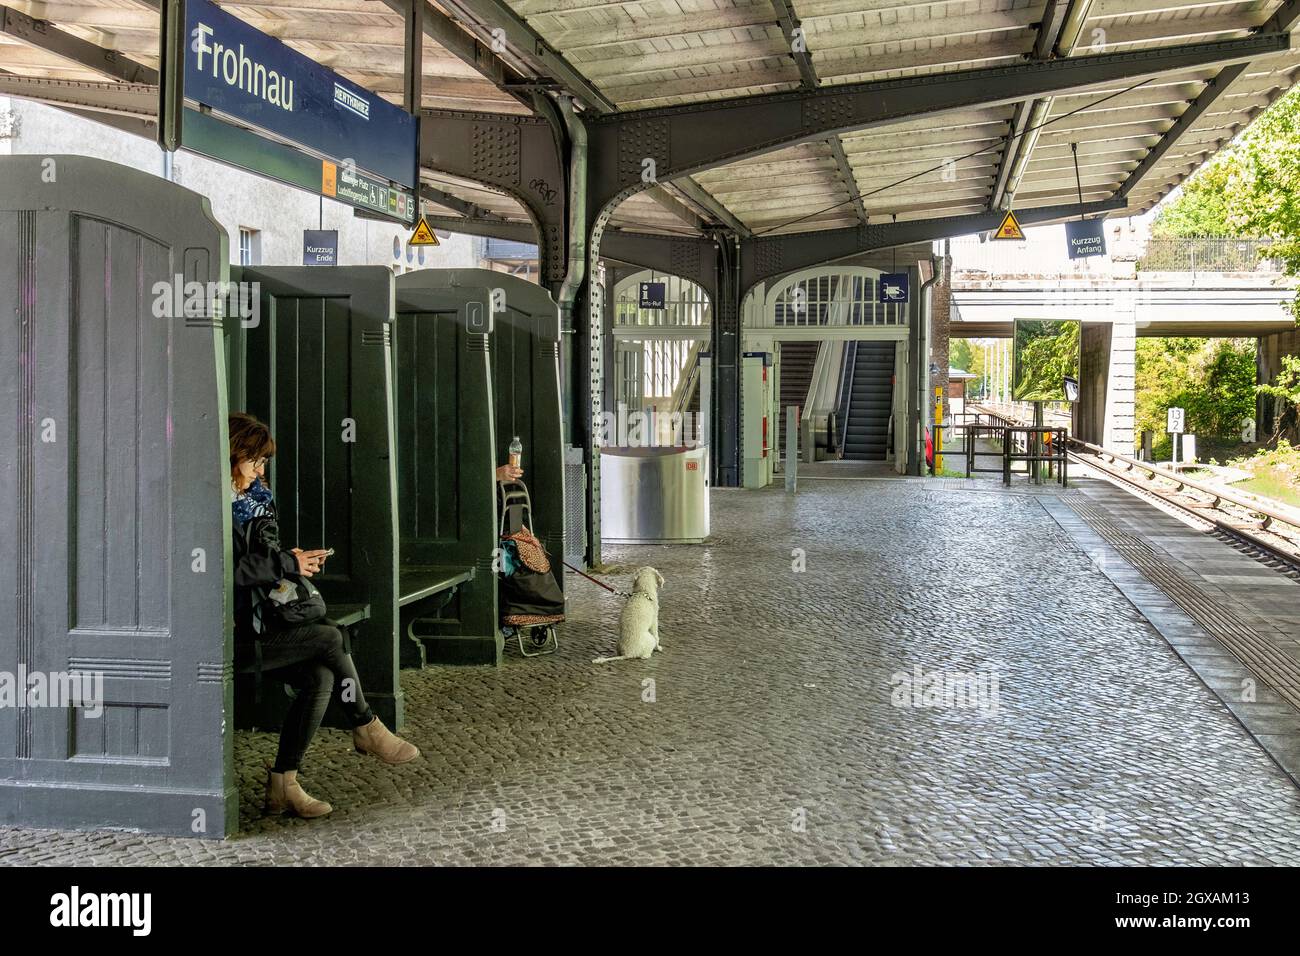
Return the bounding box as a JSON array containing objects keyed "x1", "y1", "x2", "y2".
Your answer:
[
  {"x1": 878, "y1": 272, "x2": 909, "y2": 304},
  {"x1": 181, "y1": 0, "x2": 417, "y2": 189},
  {"x1": 638, "y1": 281, "x2": 667, "y2": 309},
  {"x1": 1065, "y1": 218, "x2": 1108, "y2": 259}
]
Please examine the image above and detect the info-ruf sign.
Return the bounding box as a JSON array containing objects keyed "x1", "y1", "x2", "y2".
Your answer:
[
  {"x1": 1011, "y1": 318, "x2": 1082, "y2": 403},
  {"x1": 158, "y1": 0, "x2": 416, "y2": 223}
]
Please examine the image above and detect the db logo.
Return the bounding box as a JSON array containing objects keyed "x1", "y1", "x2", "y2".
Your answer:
[{"x1": 685, "y1": 461, "x2": 698, "y2": 471}]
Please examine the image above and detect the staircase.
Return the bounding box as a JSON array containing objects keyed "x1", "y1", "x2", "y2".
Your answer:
[
  {"x1": 843, "y1": 342, "x2": 894, "y2": 461},
  {"x1": 778, "y1": 342, "x2": 818, "y2": 458}
]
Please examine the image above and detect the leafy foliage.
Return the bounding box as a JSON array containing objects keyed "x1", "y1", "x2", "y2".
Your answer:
[
  {"x1": 1135, "y1": 338, "x2": 1257, "y2": 455},
  {"x1": 1152, "y1": 86, "x2": 1300, "y2": 312},
  {"x1": 1012, "y1": 320, "x2": 1080, "y2": 402}
]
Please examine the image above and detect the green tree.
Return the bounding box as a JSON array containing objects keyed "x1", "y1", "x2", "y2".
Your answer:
[
  {"x1": 1152, "y1": 85, "x2": 1300, "y2": 311},
  {"x1": 1135, "y1": 338, "x2": 1257, "y2": 454}
]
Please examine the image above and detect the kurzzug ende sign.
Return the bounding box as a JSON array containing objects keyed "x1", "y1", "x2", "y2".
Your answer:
[{"x1": 178, "y1": 0, "x2": 417, "y2": 189}]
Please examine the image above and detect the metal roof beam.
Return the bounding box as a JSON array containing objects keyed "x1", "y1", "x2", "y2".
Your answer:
[
  {"x1": 0, "y1": 4, "x2": 157, "y2": 83},
  {"x1": 826, "y1": 135, "x2": 869, "y2": 225},
  {"x1": 739, "y1": 196, "x2": 1128, "y2": 290},
  {"x1": 1117, "y1": 0, "x2": 1300, "y2": 200},
  {"x1": 420, "y1": 0, "x2": 616, "y2": 112},
  {"x1": 668, "y1": 177, "x2": 753, "y2": 238},
  {"x1": 421, "y1": 213, "x2": 535, "y2": 242},
  {"x1": 377, "y1": 0, "x2": 534, "y2": 110},
  {"x1": 588, "y1": 32, "x2": 1290, "y2": 209},
  {"x1": 991, "y1": 0, "x2": 1094, "y2": 212},
  {"x1": 770, "y1": 0, "x2": 818, "y2": 91},
  {"x1": 0, "y1": 75, "x2": 157, "y2": 116}
]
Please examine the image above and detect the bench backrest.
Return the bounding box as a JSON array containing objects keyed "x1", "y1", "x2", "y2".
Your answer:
[
  {"x1": 393, "y1": 274, "x2": 498, "y2": 640},
  {"x1": 0, "y1": 156, "x2": 233, "y2": 837},
  {"x1": 232, "y1": 266, "x2": 402, "y2": 721}
]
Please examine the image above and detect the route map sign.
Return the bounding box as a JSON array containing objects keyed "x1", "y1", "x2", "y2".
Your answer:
[{"x1": 159, "y1": 0, "x2": 416, "y2": 223}]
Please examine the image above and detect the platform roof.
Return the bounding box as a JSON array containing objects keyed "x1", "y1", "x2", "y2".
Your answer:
[{"x1": 1, "y1": 0, "x2": 1297, "y2": 244}]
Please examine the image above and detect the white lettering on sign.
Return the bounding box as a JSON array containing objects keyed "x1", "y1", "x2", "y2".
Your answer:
[
  {"x1": 333, "y1": 83, "x2": 370, "y2": 120},
  {"x1": 192, "y1": 22, "x2": 294, "y2": 112}
]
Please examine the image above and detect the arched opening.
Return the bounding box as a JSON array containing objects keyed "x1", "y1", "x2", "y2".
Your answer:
[
  {"x1": 609, "y1": 269, "x2": 711, "y2": 445},
  {"x1": 739, "y1": 265, "x2": 911, "y2": 481}
]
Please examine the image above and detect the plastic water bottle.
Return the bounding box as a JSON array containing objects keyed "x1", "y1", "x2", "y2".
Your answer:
[{"x1": 509, "y1": 436, "x2": 523, "y2": 470}]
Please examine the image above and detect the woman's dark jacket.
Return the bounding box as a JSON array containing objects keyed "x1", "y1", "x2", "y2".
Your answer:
[{"x1": 232, "y1": 487, "x2": 299, "y2": 641}]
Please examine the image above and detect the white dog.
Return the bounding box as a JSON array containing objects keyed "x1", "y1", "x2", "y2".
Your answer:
[{"x1": 592, "y1": 567, "x2": 665, "y2": 664}]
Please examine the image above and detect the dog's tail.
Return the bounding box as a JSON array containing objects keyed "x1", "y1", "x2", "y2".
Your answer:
[{"x1": 591, "y1": 654, "x2": 631, "y2": 664}]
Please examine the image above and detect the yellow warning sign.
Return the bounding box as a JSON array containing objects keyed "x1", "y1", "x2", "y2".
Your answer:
[
  {"x1": 409, "y1": 216, "x2": 439, "y2": 246},
  {"x1": 992, "y1": 209, "x2": 1025, "y2": 241}
]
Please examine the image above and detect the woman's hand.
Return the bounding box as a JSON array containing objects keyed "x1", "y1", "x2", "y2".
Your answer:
[
  {"x1": 496, "y1": 464, "x2": 523, "y2": 482},
  {"x1": 291, "y1": 548, "x2": 330, "y2": 577}
]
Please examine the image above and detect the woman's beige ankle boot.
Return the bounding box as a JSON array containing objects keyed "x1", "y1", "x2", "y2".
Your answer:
[
  {"x1": 353, "y1": 716, "x2": 420, "y2": 764},
  {"x1": 265, "y1": 769, "x2": 332, "y2": 818}
]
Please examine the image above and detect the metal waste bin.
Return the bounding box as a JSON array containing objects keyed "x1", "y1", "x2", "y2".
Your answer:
[{"x1": 600, "y1": 445, "x2": 710, "y2": 544}]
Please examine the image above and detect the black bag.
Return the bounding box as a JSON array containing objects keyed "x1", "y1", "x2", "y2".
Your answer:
[
  {"x1": 500, "y1": 555, "x2": 566, "y2": 620},
  {"x1": 263, "y1": 575, "x2": 328, "y2": 628}
]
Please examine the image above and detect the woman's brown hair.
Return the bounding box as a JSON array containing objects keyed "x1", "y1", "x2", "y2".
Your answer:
[{"x1": 229, "y1": 412, "x2": 275, "y2": 484}]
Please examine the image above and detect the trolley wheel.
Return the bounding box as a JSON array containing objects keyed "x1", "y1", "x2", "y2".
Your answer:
[{"x1": 517, "y1": 624, "x2": 559, "y2": 658}]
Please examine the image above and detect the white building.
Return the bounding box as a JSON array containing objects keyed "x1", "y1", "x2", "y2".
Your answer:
[{"x1": 0, "y1": 97, "x2": 478, "y2": 273}]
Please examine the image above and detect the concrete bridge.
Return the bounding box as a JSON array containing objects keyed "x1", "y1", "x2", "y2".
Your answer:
[{"x1": 944, "y1": 235, "x2": 1298, "y2": 451}]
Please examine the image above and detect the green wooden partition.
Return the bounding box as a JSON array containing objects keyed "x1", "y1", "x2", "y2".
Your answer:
[
  {"x1": 394, "y1": 274, "x2": 500, "y2": 665},
  {"x1": 232, "y1": 266, "x2": 404, "y2": 728}
]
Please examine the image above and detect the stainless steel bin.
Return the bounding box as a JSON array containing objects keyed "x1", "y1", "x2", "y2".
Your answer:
[{"x1": 599, "y1": 445, "x2": 710, "y2": 544}]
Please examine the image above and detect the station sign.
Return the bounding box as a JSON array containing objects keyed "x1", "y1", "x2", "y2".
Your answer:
[
  {"x1": 159, "y1": 0, "x2": 417, "y2": 224},
  {"x1": 302, "y1": 229, "x2": 338, "y2": 266},
  {"x1": 1065, "y1": 218, "x2": 1108, "y2": 259},
  {"x1": 879, "y1": 272, "x2": 909, "y2": 304},
  {"x1": 639, "y1": 281, "x2": 666, "y2": 309}
]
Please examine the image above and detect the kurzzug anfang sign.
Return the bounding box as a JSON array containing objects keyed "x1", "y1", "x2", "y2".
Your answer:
[{"x1": 176, "y1": 0, "x2": 417, "y2": 189}]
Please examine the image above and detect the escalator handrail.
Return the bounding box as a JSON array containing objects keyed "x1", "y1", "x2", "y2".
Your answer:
[{"x1": 835, "y1": 340, "x2": 857, "y2": 453}]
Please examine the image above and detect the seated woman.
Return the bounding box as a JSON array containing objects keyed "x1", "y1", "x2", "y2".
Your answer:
[{"x1": 229, "y1": 412, "x2": 419, "y2": 820}]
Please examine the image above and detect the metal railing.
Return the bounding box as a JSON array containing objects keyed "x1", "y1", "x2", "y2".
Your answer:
[
  {"x1": 1137, "y1": 238, "x2": 1281, "y2": 274},
  {"x1": 950, "y1": 236, "x2": 1280, "y2": 280},
  {"x1": 940, "y1": 407, "x2": 1067, "y2": 486}
]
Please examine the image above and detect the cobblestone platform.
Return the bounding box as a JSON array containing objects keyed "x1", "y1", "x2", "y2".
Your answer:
[{"x1": 3, "y1": 478, "x2": 1300, "y2": 865}]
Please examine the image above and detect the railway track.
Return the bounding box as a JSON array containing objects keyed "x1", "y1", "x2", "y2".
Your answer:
[{"x1": 966, "y1": 404, "x2": 1300, "y2": 576}]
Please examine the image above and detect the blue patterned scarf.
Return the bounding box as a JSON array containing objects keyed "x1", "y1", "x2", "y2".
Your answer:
[{"x1": 232, "y1": 477, "x2": 274, "y2": 529}]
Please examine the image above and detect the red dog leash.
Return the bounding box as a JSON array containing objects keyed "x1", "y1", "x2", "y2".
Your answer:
[{"x1": 562, "y1": 561, "x2": 632, "y2": 598}]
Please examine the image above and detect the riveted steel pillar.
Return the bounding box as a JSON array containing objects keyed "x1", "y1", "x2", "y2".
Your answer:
[{"x1": 714, "y1": 233, "x2": 742, "y2": 487}]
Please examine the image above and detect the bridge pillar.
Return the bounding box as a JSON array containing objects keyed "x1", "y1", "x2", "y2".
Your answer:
[
  {"x1": 1074, "y1": 303, "x2": 1136, "y2": 452},
  {"x1": 1258, "y1": 328, "x2": 1300, "y2": 442}
]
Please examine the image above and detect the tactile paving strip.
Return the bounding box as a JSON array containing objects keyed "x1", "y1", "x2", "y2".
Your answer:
[{"x1": 1065, "y1": 500, "x2": 1300, "y2": 711}]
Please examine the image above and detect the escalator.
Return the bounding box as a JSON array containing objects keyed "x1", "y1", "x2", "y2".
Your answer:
[
  {"x1": 778, "y1": 341, "x2": 819, "y2": 458},
  {"x1": 843, "y1": 342, "x2": 894, "y2": 461}
]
